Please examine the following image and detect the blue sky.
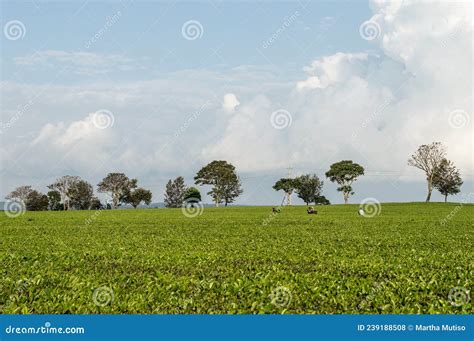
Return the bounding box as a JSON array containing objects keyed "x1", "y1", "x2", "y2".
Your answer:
[
  {"x1": 1, "y1": 0, "x2": 472, "y2": 205},
  {"x1": 2, "y1": 1, "x2": 373, "y2": 80}
]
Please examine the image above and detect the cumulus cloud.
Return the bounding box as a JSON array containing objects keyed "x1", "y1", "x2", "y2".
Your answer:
[
  {"x1": 207, "y1": 0, "x2": 473, "y2": 180},
  {"x1": 222, "y1": 93, "x2": 240, "y2": 112},
  {"x1": 1, "y1": 0, "x2": 472, "y2": 203}
]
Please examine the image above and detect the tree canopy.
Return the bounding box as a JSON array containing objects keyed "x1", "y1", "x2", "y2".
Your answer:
[
  {"x1": 325, "y1": 160, "x2": 364, "y2": 204},
  {"x1": 433, "y1": 158, "x2": 462, "y2": 202},
  {"x1": 125, "y1": 188, "x2": 153, "y2": 208},
  {"x1": 164, "y1": 176, "x2": 186, "y2": 208},
  {"x1": 293, "y1": 174, "x2": 324, "y2": 205},
  {"x1": 408, "y1": 142, "x2": 445, "y2": 202},
  {"x1": 194, "y1": 160, "x2": 243, "y2": 207},
  {"x1": 97, "y1": 173, "x2": 138, "y2": 209}
]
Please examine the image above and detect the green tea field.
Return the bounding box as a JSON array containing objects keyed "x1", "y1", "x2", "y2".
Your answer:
[{"x1": 0, "y1": 203, "x2": 472, "y2": 314}]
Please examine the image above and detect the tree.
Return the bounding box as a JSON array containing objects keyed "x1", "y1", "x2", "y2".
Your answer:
[
  {"x1": 314, "y1": 195, "x2": 330, "y2": 205},
  {"x1": 293, "y1": 174, "x2": 323, "y2": 205},
  {"x1": 89, "y1": 197, "x2": 103, "y2": 210},
  {"x1": 408, "y1": 142, "x2": 446, "y2": 202},
  {"x1": 325, "y1": 160, "x2": 364, "y2": 204},
  {"x1": 47, "y1": 190, "x2": 63, "y2": 211},
  {"x1": 273, "y1": 178, "x2": 297, "y2": 205},
  {"x1": 124, "y1": 188, "x2": 152, "y2": 208},
  {"x1": 5, "y1": 185, "x2": 33, "y2": 202},
  {"x1": 69, "y1": 180, "x2": 94, "y2": 210},
  {"x1": 433, "y1": 159, "x2": 463, "y2": 202},
  {"x1": 164, "y1": 176, "x2": 187, "y2": 208},
  {"x1": 25, "y1": 190, "x2": 49, "y2": 211},
  {"x1": 183, "y1": 187, "x2": 202, "y2": 204},
  {"x1": 194, "y1": 161, "x2": 243, "y2": 207},
  {"x1": 47, "y1": 175, "x2": 81, "y2": 210},
  {"x1": 221, "y1": 172, "x2": 243, "y2": 206},
  {"x1": 97, "y1": 173, "x2": 137, "y2": 209}
]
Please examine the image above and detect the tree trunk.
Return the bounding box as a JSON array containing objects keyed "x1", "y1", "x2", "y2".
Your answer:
[
  {"x1": 445, "y1": 194, "x2": 447, "y2": 203},
  {"x1": 343, "y1": 192, "x2": 349, "y2": 204},
  {"x1": 426, "y1": 178, "x2": 432, "y2": 202}
]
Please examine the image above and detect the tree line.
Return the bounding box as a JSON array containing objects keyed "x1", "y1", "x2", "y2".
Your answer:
[{"x1": 4, "y1": 142, "x2": 464, "y2": 211}]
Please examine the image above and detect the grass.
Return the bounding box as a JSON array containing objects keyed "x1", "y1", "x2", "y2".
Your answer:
[{"x1": 0, "y1": 202, "x2": 472, "y2": 314}]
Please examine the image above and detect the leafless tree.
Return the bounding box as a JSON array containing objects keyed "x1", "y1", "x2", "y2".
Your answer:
[
  {"x1": 5, "y1": 185, "x2": 33, "y2": 202},
  {"x1": 47, "y1": 175, "x2": 81, "y2": 210},
  {"x1": 408, "y1": 142, "x2": 446, "y2": 202}
]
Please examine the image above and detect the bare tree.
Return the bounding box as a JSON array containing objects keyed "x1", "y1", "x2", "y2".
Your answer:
[
  {"x1": 47, "y1": 176, "x2": 81, "y2": 210},
  {"x1": 5, "y1": 185, "x2": 33, "y2": 202},
  {"x1": 408, "y1": 142, "x2": 446, "y2": 202}
]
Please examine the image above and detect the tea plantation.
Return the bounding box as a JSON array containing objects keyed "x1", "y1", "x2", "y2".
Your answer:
[{"x1": 0, "y1": 203, "x2": 472, "y2": 314}]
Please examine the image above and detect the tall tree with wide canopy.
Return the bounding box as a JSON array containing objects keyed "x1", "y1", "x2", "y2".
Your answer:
[
  {"x1": 272, "y1": 178, "x2": 297, "y2": 205},
  {"x1": 194, "y1": 160, "x2": 243, "y2": 207},
  {"x1": 294, "y1": 174, "x2": 324, "y2": 205},
  {"x1": 408, "y1": 142, "x2": 446, "y2": 202},
  {"x1": 325, "y1": 160, "x2": 364, "y2": 204},
  {"x1": 433, "y1": 158, "x2": 463, "y2": 202},
  {"x1": 97, "y1": 173, "x2": 137, "y2": 209}
]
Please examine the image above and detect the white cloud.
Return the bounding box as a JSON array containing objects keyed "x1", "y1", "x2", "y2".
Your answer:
[
  {"x1": 14, "y1": 50, "x2": 139, "y2": 75},
  {"x1": 207, "y1": 0, "x2": 473, "y2": 179},
  {"x1": 222, "y1": 93, "x2": 240, "y2": 112},
  {"x1": 1, "y1": 1, "x2": 472, "y2": 203}
]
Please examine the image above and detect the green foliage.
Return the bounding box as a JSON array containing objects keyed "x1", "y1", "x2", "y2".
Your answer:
[
  {"x1": 183, "y1": 187, "x2": 201, "y2": 203},
  {"x1": 314, "y1": 195, "x2": 330, "y2": 205},
  {"x1": 69, "y1": 180, "x2": 94, "y2": 210},
  {"x1": 293, "y1": 174, "x2": 323, "y2": 205},
  {"x1": 89, "y1": 197, "x2": 103, "y2": 210},
  {"x1": 325, "y1": 161, "x2": 364, "y2": 204},
  {"x1": 194, "y1": 160, "x2": 243, "y2": 206},
  {"x1": 125, "y1": 188, "x2": 153, "y2": 208},
  {"x1": 25, "y1": 190, "x2": 49, "y2": 211},
  {"x1": 0, "y1": 203, "x2": 471, "y2": 314},
  {"x1": 164, "y1": 177, "x2": 186, "y2": 208},
  {"x1": 97, "y1": 173, "x2": 138, "y2": 209},
  {"x1": 47, "y1": 191, "x2": 63, "y2": 211},
  {"x1": 272, "y1": 178, "x2": 296, "y2": 195},
  {"x1": 433, "y1": 159, "x2": 463, "y2": 202}
]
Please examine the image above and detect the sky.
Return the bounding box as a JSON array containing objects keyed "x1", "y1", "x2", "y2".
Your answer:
[{"x1": 1, "y1": 0, "x2": 473, "y2": 205}]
